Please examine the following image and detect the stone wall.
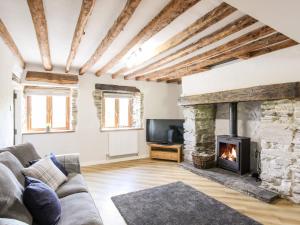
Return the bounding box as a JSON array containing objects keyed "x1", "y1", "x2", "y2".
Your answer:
[
  {"x1": 182, "y1": 105, "x2": 216, "y2": 161},
  {"x1": 260, "y1": 99, "x2": 300, "y2": 203},
  {"x1": 182, "y1": 99, "x2": 300, "y2": 203}
]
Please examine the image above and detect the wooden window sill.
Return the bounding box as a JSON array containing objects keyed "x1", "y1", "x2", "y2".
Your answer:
[
  {"x1": 100, "y1": 127, "x2": 143, "y2": 132},
  {"x1": 23, "y1": 130, "x2": 75, "y2": 135}
]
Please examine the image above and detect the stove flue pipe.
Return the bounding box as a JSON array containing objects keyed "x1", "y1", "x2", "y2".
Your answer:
[{"x1": 229, "y1": 102, "x2": 238, "y2": 137}]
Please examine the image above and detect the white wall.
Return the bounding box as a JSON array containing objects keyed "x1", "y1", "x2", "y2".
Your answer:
[
  {"x1": 0, "y1": 41, "x2": 16, "y2": 148},
  {"x1": 182, "y1": 45, "x2": 300, "y2": 96},
  {"x1": 23, "y1": 72, "x2": 183, "y2": 165}
]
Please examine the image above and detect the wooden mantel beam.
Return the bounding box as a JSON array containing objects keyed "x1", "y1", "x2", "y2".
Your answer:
[
  {"x1": 27, "y1": 0, "x2": 52, "y2": 71},
  {"x1": 178, "y1": 82, "x2": 300, "y2": 106},
  {"x1": 112, "y1": 2, "x2": 236, "y2": 78},
  {"x1": 94, "y1": 0, "x2": 200, "y2": 76},
  {"x1": 65, "y1": 0, "x2": 96, "y2": 73},
  {"x1": 79, "y1": 0, "x2": 141, "y2": 75},
  {"x1": 124, "y1": 15, "x2": 257, "y2": 80},
  {"x1": 0, "y1": 19, "x2": 25, "y2": 69}
]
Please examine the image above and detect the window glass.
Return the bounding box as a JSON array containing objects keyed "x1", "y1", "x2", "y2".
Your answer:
[
  {"x1": 119, "y1": 98, "x2": 130, "y2": 127},
  {"x1": 30, "y1": 95, "x2": 47, "y2": 129},
  {"x1": 52, "y1": 96, "x2": 67, "y2": 128},
  {"x1": 104, "y1": 97, "x2": 115, "y2": 128}
]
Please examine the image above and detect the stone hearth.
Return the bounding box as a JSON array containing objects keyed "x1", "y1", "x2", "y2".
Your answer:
[{"x1": 179, "y1": 82, "x2": 300, "y2": 203}]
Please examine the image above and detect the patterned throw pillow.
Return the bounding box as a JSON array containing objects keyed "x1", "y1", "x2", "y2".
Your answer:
[{"x1": 22, "y1": 157, "x2": 67, "y2": 190}]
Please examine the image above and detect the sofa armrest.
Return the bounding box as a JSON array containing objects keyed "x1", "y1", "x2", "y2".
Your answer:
[
  {"x1": 56, "y1": 153, "x2": 81, "y2": 174},
  {"x1": 0, "y1": 218, "x2": 29, "y2": 225}
]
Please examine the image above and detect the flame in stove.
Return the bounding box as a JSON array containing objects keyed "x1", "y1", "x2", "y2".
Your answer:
[{"x1": 220, "y1": 147, "x2": 237, "y2": 161}]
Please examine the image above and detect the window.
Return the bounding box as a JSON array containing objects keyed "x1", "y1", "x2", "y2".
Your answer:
[
  {"x1": 103, "y1": 95, "x2": 133, "y2": 129},
  {"x1": 26, "y1": 95, "x2": 70, "y2": 132}
]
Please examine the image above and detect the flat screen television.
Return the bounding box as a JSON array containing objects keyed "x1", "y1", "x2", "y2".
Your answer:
[{"x1": 146, "y1": 119, "x2": 184, "y2": 144}]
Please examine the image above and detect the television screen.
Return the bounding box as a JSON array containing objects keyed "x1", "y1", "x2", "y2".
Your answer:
[{"x1": 146, "y1": 119, "x2": 184, "y2": 144}]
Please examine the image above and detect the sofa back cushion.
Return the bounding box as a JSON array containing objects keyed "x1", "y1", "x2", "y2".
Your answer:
[
  {"x1": 0, "y1": 152, "x2": 25, "y2": 186},
  {"x1": 0, "y1": 143, "x2": 41, "y2": 167},
  {"x1": 0, "y1": 164, "x2": 32, "y2": 224},
  {"x1": 22, "y1": 157, "x2": 67, "y2": 191}
]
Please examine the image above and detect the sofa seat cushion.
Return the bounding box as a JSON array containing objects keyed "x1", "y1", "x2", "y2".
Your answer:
[
  {"x1": 0, "y1": 151, "x2": 25, "y2": 186},
  {"x1": 0, "y1": 143, "x2": 41, "y2": 167},
  {"x1": 58, "y1": 192, "x2": 103, "y2": 225},
  {"x1": 0, "y1": 164, "x2": 32, "y2": 224},
  {"x1": 56, "y1": 173, "x2": 88, "y2": 198}
]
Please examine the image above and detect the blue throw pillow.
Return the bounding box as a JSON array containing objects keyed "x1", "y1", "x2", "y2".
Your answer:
[
  {"x1": 23, "y1": 177, "x2": 61, "y2": 225},
  {"x1": 28, "y1": 153, "x2": 68, "y2": 176},
  {"x1": 50, "y1": 153, "x2": 68, "y2": 176}
]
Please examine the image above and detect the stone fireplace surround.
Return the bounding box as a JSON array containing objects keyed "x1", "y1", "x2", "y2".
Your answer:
[{"x1": 179, "y1": 82, "x2": 300, "y2": 203}]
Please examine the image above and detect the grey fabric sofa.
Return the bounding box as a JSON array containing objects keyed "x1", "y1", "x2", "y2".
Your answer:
[{"x1": 0, "y1": 143, "x2": 103, "y2": 225}]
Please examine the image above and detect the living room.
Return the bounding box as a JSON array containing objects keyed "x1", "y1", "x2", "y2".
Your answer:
[{"x1": 0, "y1": 0, "x2": 299, "y2": 225}]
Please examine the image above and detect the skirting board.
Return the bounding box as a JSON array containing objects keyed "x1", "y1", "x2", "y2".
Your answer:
[{"x1": 81, "y1": 154, "x2": 149, "y2": 167}]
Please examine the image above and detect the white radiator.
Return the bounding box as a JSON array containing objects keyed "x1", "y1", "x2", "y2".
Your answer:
[{"x1": 108, "y1": 131, "x2": 139, "y2": 157}]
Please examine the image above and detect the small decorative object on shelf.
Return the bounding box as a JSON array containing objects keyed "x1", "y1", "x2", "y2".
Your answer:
[{"x1": 192, "y1": 152, "x2": 215, "y2": 169}]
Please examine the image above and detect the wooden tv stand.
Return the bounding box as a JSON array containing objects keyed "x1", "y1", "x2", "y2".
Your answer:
[{"x1": 149, "y1": 143, "x2": 182, "y2": 163}]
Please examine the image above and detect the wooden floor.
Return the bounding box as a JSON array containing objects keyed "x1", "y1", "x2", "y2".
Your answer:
[{"x1": 82, "y1": 159, "x2": 300, "y2": 225}]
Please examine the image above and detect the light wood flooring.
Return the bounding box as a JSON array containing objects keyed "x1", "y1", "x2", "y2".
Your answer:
[{"x1": 82, "y1": 159, "x2": 300, "y2": 225}]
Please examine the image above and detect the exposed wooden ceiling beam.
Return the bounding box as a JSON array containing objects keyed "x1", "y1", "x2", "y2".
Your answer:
[
  {"x1": 124, "y1": 15, "x2": 257, "y2": 80},
  {"x1": 236, "y1": 39, "x2": 298, "y2": 60},
  {"x1": 65, "y1": 0, "x2": 96, "y2": 73},
  {"x1": 166, "y1": 78, "x2": 181, "y2": 84},
  {"x1": 27, "y1": 0, "x2": 52, "y2": 71},
  {"x1": 94, "y1": 0, "x2": 201, "y2": 76},
  {"x1": 0, "y1": 19, "x2": 25, "y2": 69},
  {"x1": 149, "y1": 33, "x2": 290, "y2": 81},
  {"x1": 136, "y1": 26, "x2": 275, "y2": 81},
  {"x1": 79, "y1": 0, "x2": 141, "y2": 75},
  {"x1": 112, "y1": 2, "x2": 236, "y2": 78},
  {"x1": 26, "y1": 71, "x2": 79, "y2": 84}
]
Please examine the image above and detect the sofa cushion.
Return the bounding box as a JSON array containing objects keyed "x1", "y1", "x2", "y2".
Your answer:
[
  {"x1": 22, "y1": 157, "x2": 67, "y2": 191},
  {"x1": 0, "y1": 152, "x2": 25, "y2": 186},
  {"x1": 56, "y1": 173, "x2": 88, "y2": 198},
  {"x1": 0, "y1": 164, "x2": 32, "y2": 224},
  {"x1": 0, "y1": 218, "x2": 29, "y2": 225},
  {"x1": 0, "y1": 143, "x2": 41, "y2": 167},
  {"x1": 58, "y1": 192, "x2": 103, "y2": 225},
  {"x1": 29, "y1": 153, "x2": 69, "y2": 176},
  {"x1": 23, "y1": 177, "x2": 61, "y2": 225}
]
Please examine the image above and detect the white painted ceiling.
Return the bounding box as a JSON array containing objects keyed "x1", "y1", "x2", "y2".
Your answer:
[
  {"x1": 224, "y1": 0, "x2": 300, "y2": 43},
  {"x1": 0, "y1": 0, "x2": 298, "y2": 76}
]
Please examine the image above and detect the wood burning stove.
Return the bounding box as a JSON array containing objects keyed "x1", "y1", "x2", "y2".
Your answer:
[{"x1": 217, "y1": 102, "x2": 250, "y2": 175}]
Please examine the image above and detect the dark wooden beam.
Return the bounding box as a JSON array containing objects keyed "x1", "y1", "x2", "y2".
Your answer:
[
  {"x1": 95, "y1": 83, "x2": 140, "y2": 93},
  {"x1": 149, "y1": 33, "x2": 289, "y2": 81},
  {"x1": 26, "y1": 71, "x2": 79, "y2": 84},
  {"x1": 65, "y1": 0, "x2": 96, "y2": 73},
  {"x1": 178, "y1": 82, "x2": 300, "y2": 106},
  {"x1": 0, "y1": 19, "x2": 25, "y2": 69},
  {"x1": 94, "y1": 0, "x2": 200, "y2": 76},
  {"x1": 79, "y1": 0, "x2": 141, "y2": 75},
  {"x1": 124, "y1": 15, "x2": 258, "y2": 80},
  {"x1": 236, "y1": 39, "x2": 298, "y2": 59},
  {"x1": 136, "y1": 26, "x2": 275, "y2": 81},
  {"x1": 112, "y1": 2, "x2": 236, "y2": 78},
  {"x1": 27, "y1": 0, "x2": 52, "y2": 71}
]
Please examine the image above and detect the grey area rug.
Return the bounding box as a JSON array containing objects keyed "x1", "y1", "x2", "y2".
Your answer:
[{"x1": 112, "y1": 182, "x2": 261, "y2": 225}]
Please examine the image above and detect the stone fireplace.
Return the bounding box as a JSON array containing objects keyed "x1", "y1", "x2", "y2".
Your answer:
[{"x1": 179, "y1": 82, "x2": 300, "y2": 203}]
